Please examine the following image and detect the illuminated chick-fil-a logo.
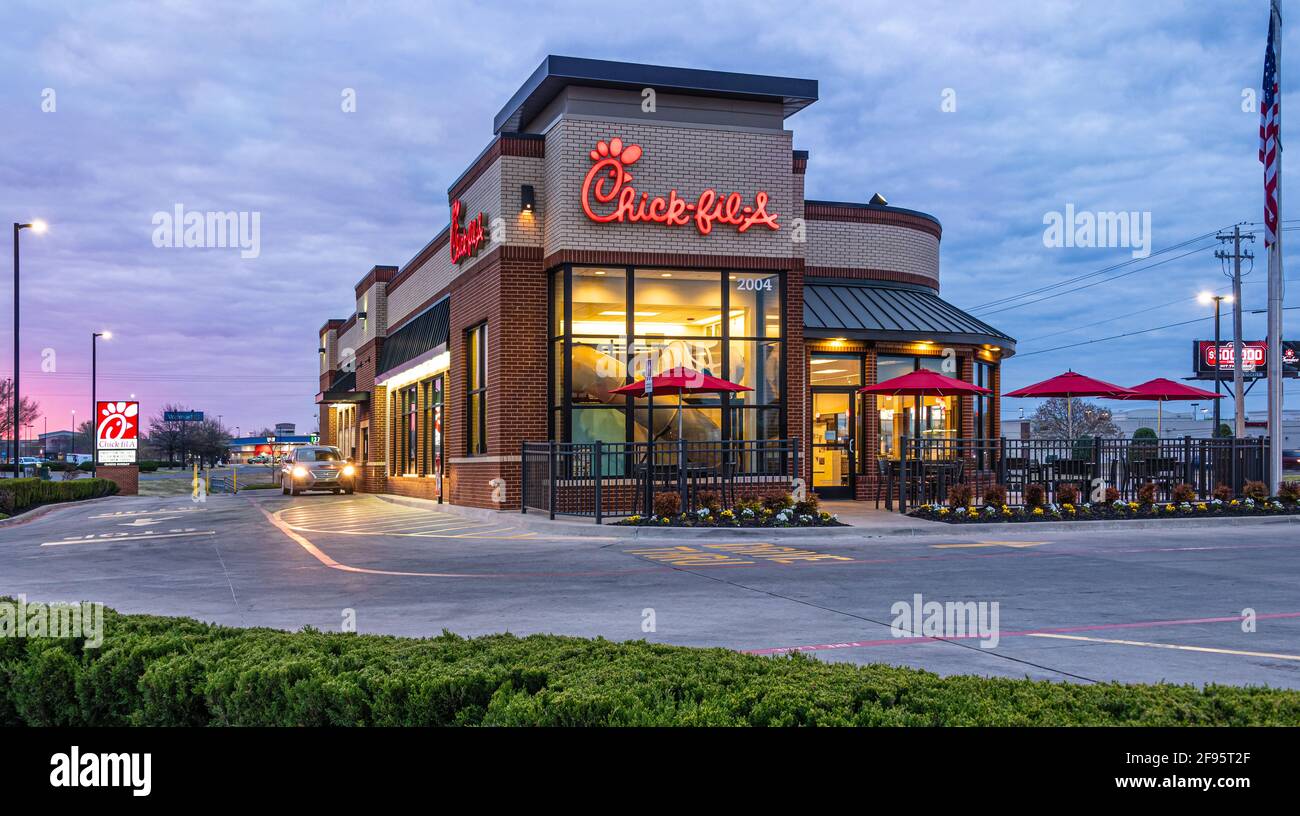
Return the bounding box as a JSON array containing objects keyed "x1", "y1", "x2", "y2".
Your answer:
[
  {"x1": 449, "y1": 199, "x2": 487, "y2": 263},
  {"x1": 581, "y1": 137, "x2": 780, "y2": 235}
]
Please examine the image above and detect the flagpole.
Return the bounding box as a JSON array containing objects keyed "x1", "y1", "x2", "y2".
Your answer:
[{"x1": 1269, "y1": 0, "x2": 1285, "y2": 492}]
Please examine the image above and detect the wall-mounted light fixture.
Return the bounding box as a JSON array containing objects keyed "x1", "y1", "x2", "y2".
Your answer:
[
  {"x1": 356, "y1": 311, "x2": 368, "y2": 320},
  {"x1": 520, "y1": 184, "x2": 535, "y2": 213}
]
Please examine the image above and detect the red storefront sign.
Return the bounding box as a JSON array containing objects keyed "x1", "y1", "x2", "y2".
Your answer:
[
  {"x1": 95, "y1": 400, "x2": 139, "y2": 449},
  {"x1": 581, "y1": 137, "x2": 780, "y2": 235},
  {"x1": 1193, "y1": 340, "x2": 1300, "y2": 375},
  {"x1": 449, "y1": 199, "x2": 487, "y2": 263}
]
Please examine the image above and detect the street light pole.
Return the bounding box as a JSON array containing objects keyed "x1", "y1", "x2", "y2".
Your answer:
[
  {"x1": 12, "y1": 219, "x2": 46, "y2": 477},
  {"x1": 1199, "y1": 291, "x2": 1232, "y2": 437},
  {"x1": 91, "y1": 332, "x2": 110, "y2": 476}
]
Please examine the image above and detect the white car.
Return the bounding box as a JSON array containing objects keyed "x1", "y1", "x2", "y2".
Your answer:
[{"x1": 18, "y1": 457, "x2": 41, "y2": 467}]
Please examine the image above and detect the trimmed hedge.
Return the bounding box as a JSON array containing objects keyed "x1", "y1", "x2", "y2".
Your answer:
[
  {"x1": 0, "y1": 477, "x2": 119, "y2": 515},
  {"x1": 1, "y1": 602, "x2": 1297, "y2": 726}
]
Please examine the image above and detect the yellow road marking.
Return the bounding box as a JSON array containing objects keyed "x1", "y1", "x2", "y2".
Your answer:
[
  {"x1": 626, "y1": 542, "x2": 851, "y2": 567},
  {"x1": 1027, "y1": 633, "x2": 1300, "y2": 661}
]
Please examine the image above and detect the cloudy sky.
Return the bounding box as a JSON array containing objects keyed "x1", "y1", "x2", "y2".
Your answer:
[{"x1": 1, "y1": 0, "x2": 1294, "y2": 436}]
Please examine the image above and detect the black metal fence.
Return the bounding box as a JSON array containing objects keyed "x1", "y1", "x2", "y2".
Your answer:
[
  {"x1": 890, "y1": 436, "x2": 1271, "y2": 513},
  {"x1": 522, "y1": 439, "x2": 800, "y2": 523}
]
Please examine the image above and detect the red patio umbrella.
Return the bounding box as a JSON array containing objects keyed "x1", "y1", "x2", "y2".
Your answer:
[
  {"x1": 610, "y1": 366, "x2": 751, "y2": 439},
  {"x1": 1118, "y1": 377, "x2": 1222, "y2": 436},
  {"x1": 858, "y1": 368, "x2": 993, "y2": 397},
  {"x1": 1003, "y1": 370, "x2": 1136, "y2": 438}
]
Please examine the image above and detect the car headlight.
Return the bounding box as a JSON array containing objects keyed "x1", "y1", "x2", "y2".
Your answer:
[
  {"x1": 292, "y1": 466, "x2": 308, "y2": 478},
  {"x1": 342, "y1": 465, "x2": 355, "y2": 477}
]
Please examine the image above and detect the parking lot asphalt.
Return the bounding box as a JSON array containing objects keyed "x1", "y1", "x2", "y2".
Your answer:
[{"x1": 2, "y1": 492, "x2": 1298, "y2": 688}]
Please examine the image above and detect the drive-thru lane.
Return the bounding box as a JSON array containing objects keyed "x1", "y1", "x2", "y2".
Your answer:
[{"x1": 2, "y1": 493, "x2": 1298, "y2": 688}]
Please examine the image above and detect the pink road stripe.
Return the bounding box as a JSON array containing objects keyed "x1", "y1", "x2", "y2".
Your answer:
[{"x1": 744, "y1": 611, "x2": 1300, "y2": 655}]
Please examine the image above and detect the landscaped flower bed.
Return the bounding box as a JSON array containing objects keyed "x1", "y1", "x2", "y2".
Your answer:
[
  {"x1": 617, "y1": 489, "x2": 845, "y2": 528},
  {"x1": 909, "y1": 479, "x2": 1300, "y2": 524}
]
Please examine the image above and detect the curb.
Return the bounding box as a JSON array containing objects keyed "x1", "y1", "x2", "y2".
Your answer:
[
  {"x1": 915, "y1": 514, "x2": 1300, "y2": 532},
  {"x1": 371, "y1": 494, "x2": 956, "y2": 539},
  {"x1": 0, "y1": 495, "x2": 123, "y2": 529},
  {"x1": 371, "y1": 492, "x2": 1300, "y2": 539}
]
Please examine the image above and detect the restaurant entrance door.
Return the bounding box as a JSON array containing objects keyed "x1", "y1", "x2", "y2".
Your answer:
[{"x1": 811, "y1": 391, "x2": 856, "y2": 499}]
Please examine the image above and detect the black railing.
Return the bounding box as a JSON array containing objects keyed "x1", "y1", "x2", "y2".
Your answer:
[
  {"x1": 891, "y1": 436, "x2": 1271, "y2": 513},
  {"x1": 522, "y1": 439, "x2": 800, "y2": 523}
]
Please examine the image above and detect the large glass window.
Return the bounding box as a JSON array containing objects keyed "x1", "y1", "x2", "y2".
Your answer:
[
  {"x1": 424, "y1": 376, "x2": 444, "y2": 480},
  {"x1": 876, "y1": 354, "x2": 955, "y2": 458},
  {"x1": 552, "y1": 265, "x2": 785, "y2": 443},
  {"x1": 466, "y1": 323, "x2": 487, "y2": 455}
]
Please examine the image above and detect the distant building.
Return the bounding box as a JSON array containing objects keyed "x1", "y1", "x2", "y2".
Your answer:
[
  {"x1": 274, "y1": 422, "x2": 296, "y2": 436},
  {"x1": 1002, "y1": 408, "x2": 1300, "y2": 448},
  {"x1": 227, "y1": 434, "x2": 319, "y2": 463},
  {"x1": 39, "y1": 430, "x2": 79, "y2": 456}
]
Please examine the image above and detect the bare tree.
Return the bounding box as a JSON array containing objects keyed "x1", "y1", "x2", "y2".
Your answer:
[
  {"x1": 1030, "y1": 398, "x2": 1120, "y2": 439},
  {"x1": 0, "y1": 377, "x2": 41, "y2": 438}
]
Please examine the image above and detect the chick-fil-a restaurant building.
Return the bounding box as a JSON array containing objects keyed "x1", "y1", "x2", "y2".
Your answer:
[{"x1": 314, "y1": 56, "x2": 1015, "y2": 510}]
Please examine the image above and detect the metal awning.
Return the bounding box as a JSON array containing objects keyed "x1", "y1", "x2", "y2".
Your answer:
[
  {"x1": 378, "y1": 297, "x2": 450, "y2": 377},
  {"x1": 316, "y1": 370, "x2": 369, "y2": 404},
  {"x1": 803, "y1": 280, "x2": 1015, "y2": 355}
]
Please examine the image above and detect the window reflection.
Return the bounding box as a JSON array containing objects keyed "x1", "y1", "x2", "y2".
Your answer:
[{"x1": 554, "y1": 266, "x2": 784, "y2": 443}]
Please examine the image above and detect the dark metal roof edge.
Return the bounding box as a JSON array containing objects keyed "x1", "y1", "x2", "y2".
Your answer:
[
  {"x1": 494, "y1": 55, "x2": 819, "y2": 133},
  {"x1": 804, "y1": 199, "x2": 942, "y2": 230}
]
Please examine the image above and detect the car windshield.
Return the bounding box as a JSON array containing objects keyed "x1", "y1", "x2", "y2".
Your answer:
[{"x1": 297, "y1": 449, "x2": 340, "y2": 462}]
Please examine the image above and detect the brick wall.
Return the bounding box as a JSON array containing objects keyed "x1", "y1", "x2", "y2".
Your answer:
[
  {"x1": 804, "y1": 220, "x2": 939, "y2": 284},
  {"x1": 542, "y1": 118, "x2": 796, "y2": 259},
  {"x1": 97, "y1": 465, "x2": 138, "y2": 496}
]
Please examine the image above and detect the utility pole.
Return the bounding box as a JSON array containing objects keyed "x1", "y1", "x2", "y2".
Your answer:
[{"x1": 1216, "y1": 225, "x2": 1254, "y2": 437}]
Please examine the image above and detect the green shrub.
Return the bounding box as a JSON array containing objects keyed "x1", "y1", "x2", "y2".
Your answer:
[
  {"x1": 77, "y1": 461, "x2": 94, "y2": 472},
  {"x1": 0, "y1": 478, "x2": 119, "y2": 515},
  {"x1": 0, "y1": 600, "x2": 1297, "y2": 726},
  {"x1": 793, "y1": 493, "x2": 820, "y2": 516},
  {"x1": 1130, "y1": 427, "x2": 1158, "y2": 463}
]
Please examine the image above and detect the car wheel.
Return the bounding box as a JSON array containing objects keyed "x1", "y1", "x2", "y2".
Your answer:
[
  {"x1": 290, "y1": 485, "x2": 299, "y2": 496},
  {"x1": 332, "y1": 489, "x2": 341, "y2": 495},
  {"x1": 281, "y1": 481, "x2": 289, "y2": 496},
  {"x1": 344, "y1": 488, "x2": 354, "y2": 495}
]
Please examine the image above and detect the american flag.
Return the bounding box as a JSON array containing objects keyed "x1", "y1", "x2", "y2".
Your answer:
[{"x1": 1261, "y1": 3, "x2": 1281, "y2": 248}]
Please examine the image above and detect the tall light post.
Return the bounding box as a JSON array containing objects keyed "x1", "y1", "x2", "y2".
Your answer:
[
  {"x1": 92, "y1": 331, "x2": 111, "y2": 476},
  {"x1": 12, "y1": 219, "x2": 46, "y2": 476},
  {"x1": 1199, "y1": 291, "x2": 1233, "y2": 435}
]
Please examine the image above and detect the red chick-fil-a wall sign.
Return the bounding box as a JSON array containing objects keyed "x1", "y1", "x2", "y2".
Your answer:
[
  {"x1": 581, "y1": 137, "x2": 780, "y2": 235},
  {"x1": 449, "y1": 199, "x2": 487, "y2": 263}
]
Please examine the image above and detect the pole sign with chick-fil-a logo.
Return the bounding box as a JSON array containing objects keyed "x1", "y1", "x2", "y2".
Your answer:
[
  {"x1": 449, "y1": 199, "x2": 487, "y2": 263},
  {"x1": 581, "y1": 137, "x2": 780, "y2": 235},
  {"x1": 96, "y1": 400, "x2": 139, "y2": 465}
]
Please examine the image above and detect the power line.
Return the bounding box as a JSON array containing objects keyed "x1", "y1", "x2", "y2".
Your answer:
[
  {"x1": 976, "y1": 243, "x2": 1218, "y2": 317},
  {"x1": 968, "y1": 227, "x2": 1227, "y2": 312},
  {"x1": 1013, "y1": 315, "x2": 1212, "y2": 358}
]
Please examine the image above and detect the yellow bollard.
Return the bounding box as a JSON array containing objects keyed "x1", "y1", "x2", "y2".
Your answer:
[{"x1": 232, "y1": 467, "x2": 238, "y2": 494}]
